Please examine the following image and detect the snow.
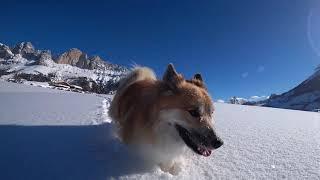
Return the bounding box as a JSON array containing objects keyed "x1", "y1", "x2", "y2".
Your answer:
[
  {"x1": 0, "y1": 81, "x2": 105, "y2": 125},
  {"x1": 0, "y1": 81, "x2": 319, "y2": 180},
  {"x1": 216, "y1": 99, "x2": 225, "y2": 103},
  {"x1": 228, "y1": 95, "x2": 269, "y2": 104},
  {"x1": 248, "y1": 95, "x2": 269, "y2": 102},
  {"x1": 0, "y1": 56, "x2": 125, "y2": 86}
]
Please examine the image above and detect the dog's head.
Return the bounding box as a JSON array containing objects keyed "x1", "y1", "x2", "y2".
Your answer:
[{"x1": 158, "y1": 64, "x2": 223, "y2": 157}]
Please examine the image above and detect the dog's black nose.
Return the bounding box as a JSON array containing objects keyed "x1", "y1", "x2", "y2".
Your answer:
[
  {"x1": 212, "y1": 137, "x2": 223, "y2": 149},
  {"x1": 206, "y1": 129, "x2": 224, "y2": 149}
]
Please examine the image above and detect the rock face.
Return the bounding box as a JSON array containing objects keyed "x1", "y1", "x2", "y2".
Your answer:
[
  {"x1": 88, "y1": 56, "x2": 107, "y2": 70},
  {"x1": 55, "y1": 48, "x2": 113, "y2": 70},
  {"x1": 229, "y1": 97, "x2": 247, "y2": 105},
  {"x1": 12, "y1": 42, "x2": 39, "y2": 60},
  {"x1": 0, "y1": 43, "x2": 14, "y2": 59},
  {"x1": 56, "y1": 48, "x2": 88, "y2": 67},
  {"x1": 0, "y1": 42, "x2": 129, "y2": 94},
  {"x1": 37, "y1": 50, "x2": 54, "y2": 66}
]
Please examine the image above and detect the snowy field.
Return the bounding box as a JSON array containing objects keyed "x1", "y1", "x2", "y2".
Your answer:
[{"x1": 0, "y1": 81, "x2": 319, "y2": 180}]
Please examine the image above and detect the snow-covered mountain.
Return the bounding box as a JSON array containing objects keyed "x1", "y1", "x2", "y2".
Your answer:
[
  {"x1": 228, "y1": 67, "x2": 320, "y2": 112},
  {"x1": 1, "y1": 81, "x2": 319, "y2": 179},
  {"x1": 228, "y1": 97, "x2": 248, "y2": 105},
  {"x1": 228, "y1": 95, "x2": 269, "y2": 105},
  {"x1": 259, "y1": 67, "x2": 320, "y2": 112},
  {"x1": 0, "y1": 42, "x2": 128, "y2": 94}
]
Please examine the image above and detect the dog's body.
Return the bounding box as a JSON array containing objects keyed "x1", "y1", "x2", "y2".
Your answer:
[{"x1": 109, "y1": 64, "x2": 223, "y2": 174}]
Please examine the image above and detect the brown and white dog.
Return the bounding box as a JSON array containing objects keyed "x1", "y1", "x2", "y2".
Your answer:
[{"x1": 109, "y1": 64, "x2": 223, "y2": 174}]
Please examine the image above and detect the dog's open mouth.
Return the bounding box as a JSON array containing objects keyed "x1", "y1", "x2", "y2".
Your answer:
[{"x1": 175, "y1": 124, "x2": 213, "y2": 157}]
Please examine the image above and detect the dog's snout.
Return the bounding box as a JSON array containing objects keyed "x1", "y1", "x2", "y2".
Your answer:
[
  {"x1": 206, "y1": 129, "x2": 223, "y2": 149},
  {"x1": 212, "y1": 136, "x2": 223, "y2": 149}
]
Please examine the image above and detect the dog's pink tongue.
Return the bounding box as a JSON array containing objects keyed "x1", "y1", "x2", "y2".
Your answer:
[{"x1": 197, "y1": 147, "x2": 212, "y2": 157}]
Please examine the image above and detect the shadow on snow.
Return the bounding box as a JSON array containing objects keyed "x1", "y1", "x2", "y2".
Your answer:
[{"x1": 0, "y1": 123, "x2": 153, "y2": 180}]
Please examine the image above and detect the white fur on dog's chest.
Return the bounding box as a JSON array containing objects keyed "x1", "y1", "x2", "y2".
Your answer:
[{"x1": 148, "y1": 114, "x2": 187, "y2": 164}]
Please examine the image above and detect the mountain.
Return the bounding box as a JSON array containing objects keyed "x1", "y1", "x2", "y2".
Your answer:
[
  {"x1": 229, "y1": 97, "x2": 248, "y2": 105},
  {"x1": 261, "y1": 67, "x2": 320, "y2": 112},
  {"x1": 227, "y1": 68, "x2": 320, "y2": 112},
  {"x1": 239, "y1": 67, "x2": 320, "y2": 112},
  {"x1": 55, "y1": 48, "x2": 114, "y2": 70},
  {"x1": 0, "y1": 42, "x2": 128, "y2": 94},
  {"x1": 229, "y1": 96, "x2": 269, "y2": 105}
]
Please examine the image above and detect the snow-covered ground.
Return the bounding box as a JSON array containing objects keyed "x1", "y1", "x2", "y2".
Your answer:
[{"x1": 0, "y1": 81, "x2": 319, "y2": 180}]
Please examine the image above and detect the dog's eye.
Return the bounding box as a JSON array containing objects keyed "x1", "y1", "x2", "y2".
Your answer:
[{"x1": 188, "y1": 109, "x2": 200, "y2": 118}]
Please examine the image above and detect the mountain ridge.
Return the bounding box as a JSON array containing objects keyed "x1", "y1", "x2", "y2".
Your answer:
[
  {"x1": 230, "y1": 67, "x2": 320, "y2": 112},
  {"x1": 262, "y1": 67, "x2": 320, "y2": 112},
  {"x1": 0, "y1": 42, "x2": 129, "y2": 94}
]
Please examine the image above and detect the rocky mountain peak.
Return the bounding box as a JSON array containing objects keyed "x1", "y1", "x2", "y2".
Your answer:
[
  {"x1": 0, "y1": 43, "x2": 14, "y2": 59},
  {"x1": 11, "y1": 42, "x2": 39, "y2": 60},
  {"x1": 89, "y1": 55, "x2": 103, "y2": 62},
  {"x1": 88, "y1": 55, "x2": 109, "y2": 70},
  {"x1": 37, "y1": 50, "x2": 54, "y2": 66},
  {"x1": 55, "y1": 48, "x2": 88, "y2": 67},
  {"x1": 12, "y1": 42, "x2": 35, "y2": 54},
  {"x1": 55, "y1": 48, "x2": 113, "y2": 70}
]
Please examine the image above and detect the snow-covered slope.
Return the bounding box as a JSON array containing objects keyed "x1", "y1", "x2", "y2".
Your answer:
[
  {"x1": 228, "y1": 67, "x2": 320, "y2": 112},
  {"x1": 1, "y1": 81, "x2": 319, "y2": 180},
  {"x1": 260, "y1": 67, "x2": 320, "y2": 112}
]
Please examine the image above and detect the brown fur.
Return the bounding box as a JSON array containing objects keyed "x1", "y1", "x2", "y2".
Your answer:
[{"x1": 109, "y1": 64, "x2": 214, "y2": 145}]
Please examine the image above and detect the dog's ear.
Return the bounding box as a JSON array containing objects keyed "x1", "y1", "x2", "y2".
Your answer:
[
  {"x1": 187, "y1": 73, "x2": 207, "y2": 89},
  {"x1": 163, "y1": 63, "x2": 184, "y2": 90},
  {"x1": 193, "y1": 73, "x2": 203, "y2": 82}
]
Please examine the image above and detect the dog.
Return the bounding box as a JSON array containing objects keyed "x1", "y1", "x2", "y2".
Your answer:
[{"x1": 109, "y1": 63, "x2": 223, "y2": 175}]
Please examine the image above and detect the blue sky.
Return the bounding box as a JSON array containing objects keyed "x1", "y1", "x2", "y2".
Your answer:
[{"x1": 1, "y1": 0, "x2": 319, "y2": 100}]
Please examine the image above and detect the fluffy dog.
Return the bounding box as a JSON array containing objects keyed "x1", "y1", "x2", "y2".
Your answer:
[{"x1": 109, "y1": 64, "x2": 223, "y2": 175}]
